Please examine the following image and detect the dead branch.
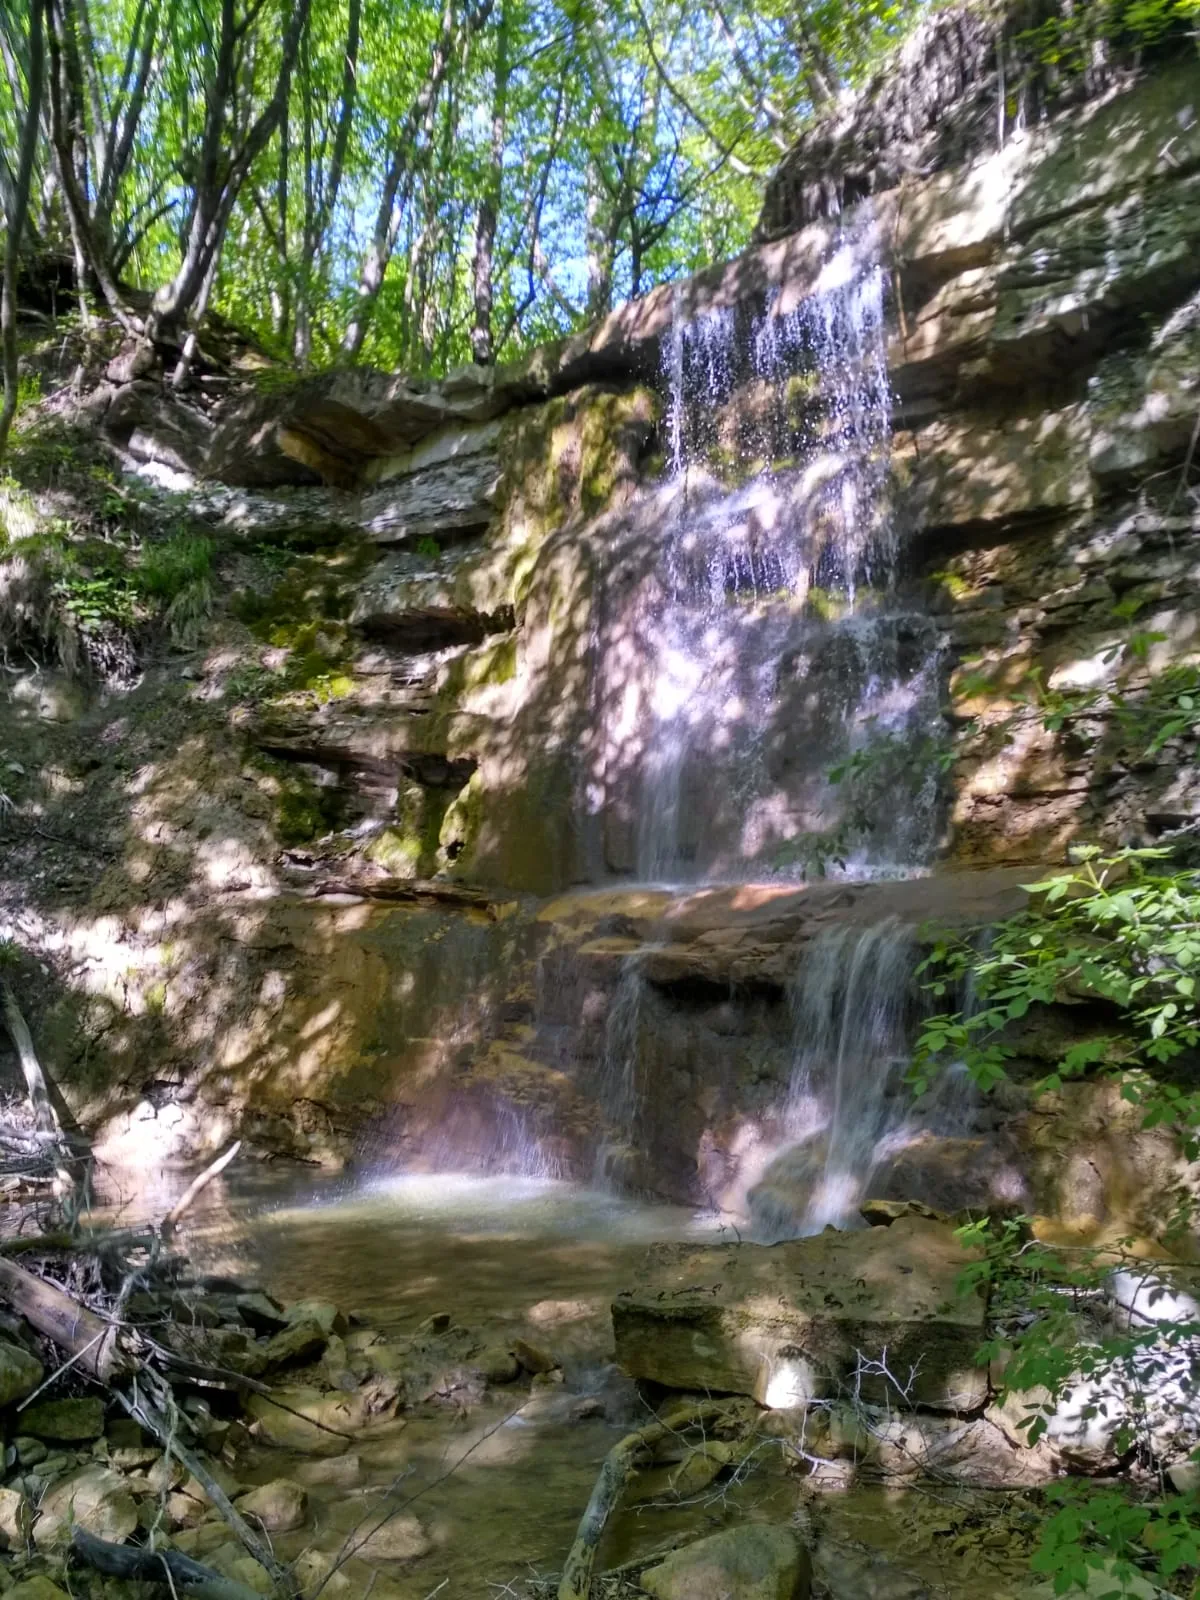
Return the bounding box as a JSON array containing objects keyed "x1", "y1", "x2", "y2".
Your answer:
[
  {"x1": 162, "y1": 1141, "x2": 242, "y2": 1235},
  {"x1": 0, "y1": 977, "x2": 82, "y2": 1193},
  {"x1": 121, "y1": 1376, "x2": 294, "y2": 1592},
  {"x1": 71, "y1": 1525, "x2": 266, "y2": 1600},
  {"x1": 556, "y1": 1399, "x2": 740, "y2": 1600}
]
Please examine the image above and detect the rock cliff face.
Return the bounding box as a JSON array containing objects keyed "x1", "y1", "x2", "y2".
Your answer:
[{"x1": 2, "y1": 16, "x2": 1198, "y2": 1237}]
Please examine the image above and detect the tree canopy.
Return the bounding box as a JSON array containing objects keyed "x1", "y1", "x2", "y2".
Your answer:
[
  {"x1": 0, "y1": 0, "x2": 919, "y2": 386},
  {"x1": 0, "y1": 0, "x2": 1196, "y2": 410}
]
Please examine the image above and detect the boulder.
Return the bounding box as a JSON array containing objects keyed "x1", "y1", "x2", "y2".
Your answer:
[
  {"x1": 641, "y1": 1524, "x2": 811, "y2": 1600},
  {"x1": 510, "y1": 1338, "x2": 559, "y2": 1375},
  {"x1": 0, "y1": 1340, "x2": 43, "y2": 1406},
  {"x1": 237, "y1": 1291, "x2": 289, "y2": 1332},
  {"x1": 22, "y1": 1398, "x2": 106, "y2": 1442},
  {"x1": 0, "y1": 1484, "x2": 31, "y2": 1548},
  {"x1": 245, "y1": 1386, "x2": 363, "y2": 1454},
  {"x1": 235, "y1": 1478, "x2": 308, "y2": 1532},
  {"x1": 34, "y1": 1464, "x2": 138, "y2": 1547},
  {"x1": 264, "y1": 1319, "x2": 328, "y2": 1369},
  {"x1": 472, "y1": 1347, "x2": 521, "y2": 1384},
  {"x1": 283, "y1": 1300, "x2": 348, "y2": 1337},
  {"x1": 612, "y1": 1216, "x2": 987, "y2": 1411}
]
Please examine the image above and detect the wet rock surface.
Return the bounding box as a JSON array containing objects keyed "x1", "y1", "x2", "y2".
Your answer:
[
  {"x1": 612, "y1": 1216, "x2": 987, "y2": 1410},
  {"x1": 641, "y1": 1523, "x2": 812, "y2": 1600}
]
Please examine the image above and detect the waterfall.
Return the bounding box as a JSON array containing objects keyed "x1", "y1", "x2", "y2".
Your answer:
[
  {"x1": 750, "y1": 918, "x2": 917, "y2": 1239},
  {"x1": 748, "y1": 917, "x2": 980, "y2": 1238},
  {"x1": 619, "y1": 204, "x2": 941, "y2": 885},
  {"x1": 591, "y1": 955, "x2": 647, "y2": 1188}
]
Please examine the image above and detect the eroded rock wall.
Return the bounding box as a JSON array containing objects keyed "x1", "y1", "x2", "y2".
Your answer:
[{"x1": 2, "y1": 31, "x2": 1199, "y2": 1231}]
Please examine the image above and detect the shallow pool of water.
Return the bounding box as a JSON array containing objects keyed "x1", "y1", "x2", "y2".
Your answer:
[{"x1": 88, "y1": 1165, "x2": 1038, "y2": 1600}]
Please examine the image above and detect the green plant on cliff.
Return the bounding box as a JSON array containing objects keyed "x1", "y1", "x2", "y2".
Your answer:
[
  {"x1": 1025, "y1": 0, "x2": 1200, "y2": 73},
  {"x1": 915, "y1": 846, "x2": 1200, "y2": 1596}
]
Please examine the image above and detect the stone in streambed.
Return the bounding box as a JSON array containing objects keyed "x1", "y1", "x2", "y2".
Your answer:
[
  {"x1": 34, "y1": 1464, "x2": 138, "y2": 1547},
  {"x1": 353, "y1": 1513, "x2": 431, "y2": 1562},
  {"x1": 0, "y1": 1484, "x2": 31, "y2": 1548},
  {"x1": 244, "y1": 1386, "x2": 357, "y2": 1454},
  {"x1": 284, "y1": 1300, "x2": 347, "y2": 1337},
  {"x1": 472, "y1": 1346, "x2": 521, "y2": 1384},
  {"x1": 6, "y1": 1580, "x2": 71, "y2": 1600},
  {"x1": 641, "y1": 1525, "x2": 811, "y2": 1600},
  {"x1": 13, "y1": 1436, "x2": 46, "y2": 1466},
  {"x1": 237, "y1": 1291, "x2": 289, "y2": 1332},
  {"x1": 235, "y1": 1478, "x2": 308, "y2": 1532},
  {"x1": 173, "y1": 1522, "x2": 243, "y2": 1560},
  {"x1": 612, "y1": 1216, "x2": 986, "y2": 1411},
  {"x1": 0, "y1": 1341, "x2": 42, "y2": 1407},
  {"x1": 264, "y1": 1319, "x2": 328, "y2": 1369},
  {"x1": 666, "y1": 1440, "x2": 734, "y2": 1496},
  {"x1": 22, "y1": 1398, "x2": 106, "y2": 1442},
  {"x1": 510, "y1": 1338, "x2": 559, "y2": 1375},
  {"x1": 207, "y1": 1544, "x2": 275, "y2": 1597}
]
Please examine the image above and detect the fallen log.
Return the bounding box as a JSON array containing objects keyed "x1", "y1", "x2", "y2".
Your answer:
[
  {"x1": 0, "y1": 1254, "x2": 126, "y2": 1381},
  {"x1": 556, "y1": 1399, "x2": 743, "y2": 1600},
  {"x1": 71, "y1": 1525, "x2": 268, "y2": 1600}
]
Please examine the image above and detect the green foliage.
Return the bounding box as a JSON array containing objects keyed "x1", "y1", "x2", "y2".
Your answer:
[
  {"x1": 14, "y1": 373, "x2": 41, "y2": 416},
  {"x1": 914, "y1": 846, "x2": 1200, "y2": 1140},
  {"x1": 0, "y1": 0, "x2": 934, "y2": 375},
  {"x1": 953, "y1": 1212, "x2": 1200, "y2": 1597},
  {"x1": 915, "y1": 810, "x2": 1200, "y2": 1591},
  {"x1": 1024, "y1": 0, "x2": 1200, "y2": 74}
]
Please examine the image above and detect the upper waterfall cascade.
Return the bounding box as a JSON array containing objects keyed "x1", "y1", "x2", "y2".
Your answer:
[{"x1": 597, "y1": 209, "x2": 946, "y2": 887}]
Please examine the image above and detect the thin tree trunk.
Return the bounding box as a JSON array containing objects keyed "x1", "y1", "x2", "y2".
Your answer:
[
  {"x1": 147, "y1": 0, "x2": 311, "y2": 340},
  {"x1": 340, "y1": 0, "x2": 494, "y2": 360},
  {"x1": 470, "y1": 0, "x2": 508, "y2": 364},
  {"x1": 0, "y1": 0, "x2": 45, "y2": 467}
]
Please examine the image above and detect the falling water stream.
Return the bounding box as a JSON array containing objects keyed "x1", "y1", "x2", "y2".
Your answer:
[{"x1": 620, "y1": 208, "x2": 943, "y2": 885}]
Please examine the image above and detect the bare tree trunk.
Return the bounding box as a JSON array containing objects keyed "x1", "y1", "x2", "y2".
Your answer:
[
  {"x1": 0, "y1": 0, "x2": 44, "y2": 467},
  {"x1": 147, "y1": 0, "x2": 311, "y2": 342},
  {"x1": 470, "y1": 0, "x2": 508, "y2": 364},
  {"x1": 584, "y1": 175, "x2": 611, "y2": 319},
  {"x1": 340, "y1": 0, "x2": 494, "y2": 360}
]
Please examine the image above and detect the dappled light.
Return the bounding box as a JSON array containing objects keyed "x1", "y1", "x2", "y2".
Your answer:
[{"x1": 1, "y1": 5, "x2": 1200, "y2": 1599}]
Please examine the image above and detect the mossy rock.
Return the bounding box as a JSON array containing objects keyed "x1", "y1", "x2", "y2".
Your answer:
[{"x1": 22, "y1": 1397, "x2": 106, "y2": 1442}]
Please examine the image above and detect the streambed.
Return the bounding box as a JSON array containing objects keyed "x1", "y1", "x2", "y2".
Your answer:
[{"x1": 125, "y1": 1168, "x2": 1046, "y2": 1600}]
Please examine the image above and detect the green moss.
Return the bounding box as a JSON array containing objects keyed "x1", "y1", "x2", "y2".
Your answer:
[
  {"x1": 805, "y1": 586, "x2": 849, "y2": 622},
  {"x1": 438, "y1": 635, "x2": 518, "y2": 702},
  {"x1": 931, "y1": 568, "x2": 975, "y2": 602},
  {"x1": 365, "y1": 828, "x2": 424, "y2": 875},
  {"x1": 251, "y1": 752, "x2": 347, "y2": 844},
  {"x1": 439, "y1": 769, "x2": 485, "y2": 869}
]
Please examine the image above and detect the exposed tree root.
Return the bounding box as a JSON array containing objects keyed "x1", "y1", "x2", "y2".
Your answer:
[{"x1": 556, "y1": 1398, "x2": 746, "y2": 1600}]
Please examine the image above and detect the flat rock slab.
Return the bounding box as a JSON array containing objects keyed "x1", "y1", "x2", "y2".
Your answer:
[{"x1": 612, "y1": 1215, "x2": 986, "y2": 1411}]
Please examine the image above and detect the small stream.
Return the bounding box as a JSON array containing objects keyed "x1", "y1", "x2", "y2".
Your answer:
[{"x1": 102, "y1": 1168, "x2": 1043, "y2": 1600}]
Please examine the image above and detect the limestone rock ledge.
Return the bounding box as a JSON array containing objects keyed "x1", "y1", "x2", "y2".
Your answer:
[{"x1": 612, "y1": 1216, "x2": 987, "y2": 1411}]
